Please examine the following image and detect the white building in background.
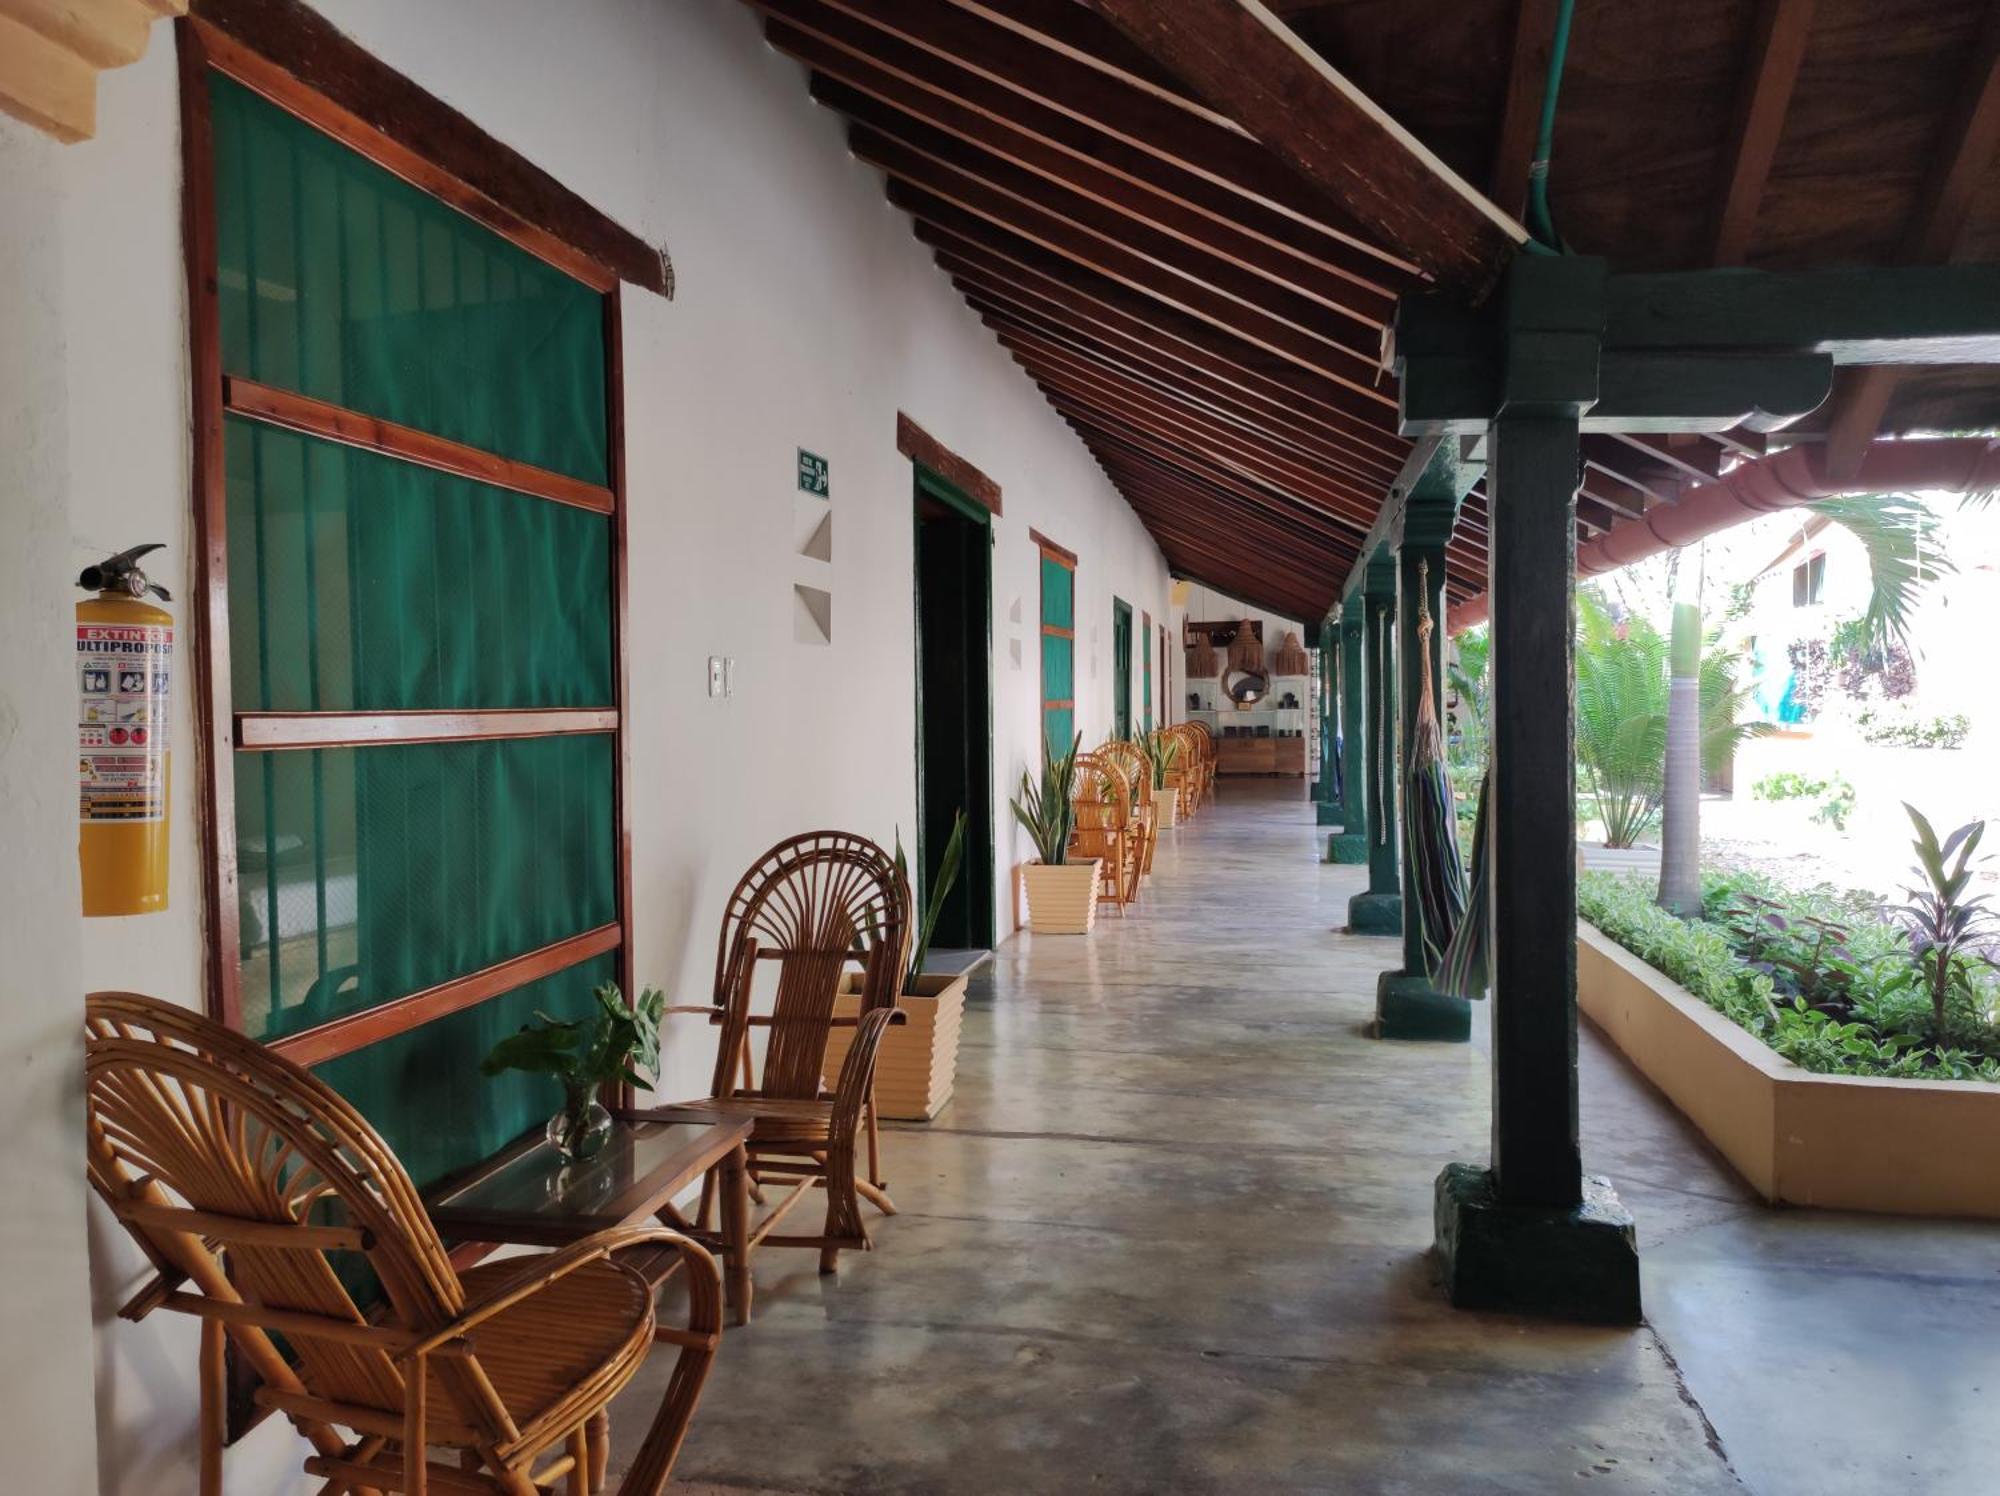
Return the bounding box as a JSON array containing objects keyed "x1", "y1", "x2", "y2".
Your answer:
[{"x1": 1728, "y1": 496, "x2": 2000, "y2": 739}]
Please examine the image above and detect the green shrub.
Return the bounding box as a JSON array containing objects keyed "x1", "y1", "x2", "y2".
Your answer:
[{"x1": 1578, "y1": 872, "x2": 2000, "y2": 1083}]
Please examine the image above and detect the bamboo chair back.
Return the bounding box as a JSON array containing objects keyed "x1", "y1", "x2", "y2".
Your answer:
[
  {"x1": 1099, "y1": 739, "x2": 1152, "y2": 811},
  {"x1": 1099, "y1": 738, "x2": 1157, "y2": 873},
  {"x1": 84, "y1": 992, "x2": 485, "y2": 1441},
  {"x1": 710, "y1": 831, "x2": 911, "y2": 1103},
  {"x1": 1069, "y1": 753, "x2": 1139, "y2": 908}
]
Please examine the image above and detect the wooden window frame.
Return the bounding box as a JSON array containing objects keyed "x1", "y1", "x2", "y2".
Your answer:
[{"x1": 178, "y1": 19, "x2": 634, "y2": 1064}]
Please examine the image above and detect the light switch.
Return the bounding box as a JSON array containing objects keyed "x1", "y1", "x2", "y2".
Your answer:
[
  {"x1": 708, "y1": 656, "x2": 724, "y2": 697},
  {"x1": 723, "y1": 657, "x2": 737, "y2": 696}
]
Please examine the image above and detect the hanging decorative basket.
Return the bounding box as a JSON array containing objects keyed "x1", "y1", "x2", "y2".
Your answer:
[
  {"x1": 1226, "y1": 619, "x2": 1264, "y2": 674},
  {"x1": 1272, "y1": 630, "x2": 1310, "y2": 676},
  {"x1": 1185, "y1": 633, "x2": 1219, "y2": 678}
]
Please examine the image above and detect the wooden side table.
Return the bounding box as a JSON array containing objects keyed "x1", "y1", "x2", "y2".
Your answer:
[{"x1": 425, "y1": 1108, "x2": 756, "y2": 1326}]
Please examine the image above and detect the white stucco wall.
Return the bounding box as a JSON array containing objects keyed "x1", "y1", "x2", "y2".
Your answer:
[
  {"x1": 2, "y1": 2, "x2": 1172, "y2": 1488},
  {"x1": 0, "y1": 115, "x2": 102, "y2": 1496}
]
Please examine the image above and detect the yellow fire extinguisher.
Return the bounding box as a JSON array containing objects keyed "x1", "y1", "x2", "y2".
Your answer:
[{"x1": 77, "y1": 544, "x2": 174, "y2": 916}]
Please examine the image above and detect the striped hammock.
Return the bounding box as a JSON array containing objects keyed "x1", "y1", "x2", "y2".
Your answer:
[
  {"x1": 1404, "y1": 561, "x2": 1472, "y2": 982},
  {"x1": 1436, "y1": 768, "x2": 1490, "y2": 1000}
]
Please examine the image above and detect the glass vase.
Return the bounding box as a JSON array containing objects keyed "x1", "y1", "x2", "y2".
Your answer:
[{"x1": 547, "y1": 1089, "x2": 612, "y2": 1161}]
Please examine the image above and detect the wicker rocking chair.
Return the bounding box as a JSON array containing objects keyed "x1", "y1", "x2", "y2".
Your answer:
[
  {"x1": 1070, "y1": 754, "x2": 1143, "y2": 912},
  {"x1": 84, "y1": 991, "x2": 721, "y2": 1496},
  {"x1": 1098, "y1": 737, "x2": 1158, "y2": 876},
  {"x1": 667, "y1": 831, "x2": 912, "y2": 1281}
]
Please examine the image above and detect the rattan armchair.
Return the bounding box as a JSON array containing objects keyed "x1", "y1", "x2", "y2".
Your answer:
[
  {"x1": 670, "y1": 831, "x2": 912, "y2": 1280},
  {"x1": 1069, "y1": 753, "x2": 1143, "y2": 911},
  {"x1": 85, "y1": 991, "x2": 721, "y2": 1496},
  {"x1": 1098, "y1": 737, "x2": 1158, "y2": 876}
]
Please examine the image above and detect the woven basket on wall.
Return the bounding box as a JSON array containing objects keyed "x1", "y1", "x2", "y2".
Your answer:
[
  {"x1": 1226, "y1": 620, "x2": 1264, "y2": 674},
  {"x1": 1185, "y1": 633, "x2": 1220, "y2": 678},
  {"x1": 1272, "y1": 630, "x2": 1310, "y2": 676}
]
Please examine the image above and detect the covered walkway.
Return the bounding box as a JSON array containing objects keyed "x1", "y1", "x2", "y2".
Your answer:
[{"x1": 612, "y1": 785, "x2": 2000, "y2": 1494}]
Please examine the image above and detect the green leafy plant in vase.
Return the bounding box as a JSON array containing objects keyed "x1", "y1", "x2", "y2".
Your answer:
[{"x1": 481, "y1": 982, "x2": 666, "y2": 1161}]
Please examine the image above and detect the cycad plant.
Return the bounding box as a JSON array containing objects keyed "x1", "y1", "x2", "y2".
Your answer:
[
  {"x1": 1576, "y1": 591, "x2": 1768, "y2": 849},
  {"x1": 1012, "y1": 732, "x2": 1081, "y2": 865}
]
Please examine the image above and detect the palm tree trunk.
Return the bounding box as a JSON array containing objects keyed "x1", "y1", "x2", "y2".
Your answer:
[{"x1": 1657, "y1": 600, "x2": 1702, "y2": 916}]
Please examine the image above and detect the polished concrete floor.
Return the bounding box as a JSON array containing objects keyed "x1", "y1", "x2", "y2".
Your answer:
[{"x1": 613, "y1": 782, "x2": 2000, "y2": 1495}]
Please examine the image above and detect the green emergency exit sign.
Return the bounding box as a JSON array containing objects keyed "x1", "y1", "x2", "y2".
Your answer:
[{"x1": 797, "y1": 448, "x2": 829, "y2": 497}]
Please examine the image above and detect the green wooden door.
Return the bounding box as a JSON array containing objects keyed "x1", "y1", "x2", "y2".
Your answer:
[{"x1": 1112, "y1": 599, "x2": 1133, "y2": 741}]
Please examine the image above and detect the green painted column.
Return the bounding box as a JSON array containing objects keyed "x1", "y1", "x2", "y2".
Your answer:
[
  {"x1": 1376, "y1": 492, "x2": 1471, "y2": 1037},
  {"x1": 1327, "y1": 604, "x2": 1368, "y2": 862},
  {"x1": 1347, "y1": 547, "x2": 1402, "y2": 934},
  {"x1": 1420, "y1": 255, "x2": 1640, "y2": 1325},
  {"x1": 1314, "y1": 615, "x2": 1344, "y2": 825}
]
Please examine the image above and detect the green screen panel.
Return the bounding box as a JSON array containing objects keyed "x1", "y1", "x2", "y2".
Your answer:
[
  {"x1": 224, "y1": 420, "x2": 613, "y2": 713},
  {"x1": 315, "y1": 950, "x2": 617, "y2": 1191},
  {"x1": 1039, "y1": 555, "x2": 1074, "y2": 628},
  {"x1": 1041, "y1": 631, "x2": 1073, "y2": 703},
  {"x1": 212, "y1": 74, "x2": 608, "y2": 485},
  {"x1": 236, "y1": 734, "x2": 617, "y2": 1042},
  {"x1": 1044, "y1": 706, "x2": 1075, "y2": 760}
]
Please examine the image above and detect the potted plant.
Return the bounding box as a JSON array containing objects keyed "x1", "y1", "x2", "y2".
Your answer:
[
  {"x1": 1140, "y1": 729, "x2": 1183, "y2": 830},
  {"x1": 481, "y1": 982, "x2": 666, "y2": 1161},
  {"x1": 826, "y1": 811, "x2": 972, "y2": 1121},
  {"x1": 1013, "y1": 733, "x2": 1100, "y2": 933}
]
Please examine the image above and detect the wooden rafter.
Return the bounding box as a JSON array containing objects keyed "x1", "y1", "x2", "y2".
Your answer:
[
  {"x1": 1075, "y1": 0, "x2": 1525, "y2": 290},
  {"x1": 759, "y1": 7, "x2": 1408, "y2": 293},
  {"x1": 1489, "y1": 0, "x2": 1558, "y2": 219},
  {"x1": 1822, "y1": 0, "x2": 2000, "y2": 478},
  {"x1": 1709, "y1": 0, "x2": 1817, "y2": 266}
]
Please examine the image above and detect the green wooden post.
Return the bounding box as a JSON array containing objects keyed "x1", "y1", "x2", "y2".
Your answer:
[
  {"x1": 1315, "y1": 615, "x2": 1344, "y2": 824},
  {"x1": 1327, "y1": 604, "x2": 1368, "y2": 862},
  {"x1": 1375, "y1": 490, "x2": 1471, "y2": 1037},
  {"x1": 1347, "y1": 547, "x2": 1402, "y2": 934},
  {"x1": 1415, "y1": 256, "x2": 1640, "y2": 1324}
]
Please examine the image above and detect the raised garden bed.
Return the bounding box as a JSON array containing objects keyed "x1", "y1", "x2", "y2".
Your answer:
[{"x1": 1577, "y1": 923, "x2": 2000, "y2": 1218}]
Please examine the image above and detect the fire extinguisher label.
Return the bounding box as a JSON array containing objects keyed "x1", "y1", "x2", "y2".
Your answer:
[{"x1": 78, "y1": 622, "x2": 172, "y2": 823}]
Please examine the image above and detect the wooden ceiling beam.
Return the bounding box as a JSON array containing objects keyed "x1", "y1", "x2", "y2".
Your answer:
[
  {"x1": 927, "y1": 234, "x2": 1407, "y2": 460},
  {"x1": 1114, "y1": 483, "x2": 1355, "y2": 576},
  {"x1": 960, "y1": 283, "x2": 1403, "y2": 484},
  {"x1": 1604, "y1": 432, "x2": 1723, "y2": 486},
  {"x1": 1075, "y1": 0, "x2": 1526, "y2": 290},
  {"x1": 866, "y1": 150, "x2": 1387, "y2": 389},
  {"x1": 1075, "y1": 416, "x2": 1374, "y2": 543},
  {"x1": 1039, "y1": 376, "x2": 1379, "y2": 528},
  {"x1": 1823, "y1": 2, "x2": 2000, "y2": 478},
  {"x1": 1489, "y1": 0, "x2": 1558, "y2": 220},
  {"x1": 903, "y1": 204, "x2": 1404, "y2": 436},
  {"x1": 1096, "y1": 467, "x2": 1359, "y2": 586},
  {"x1": 812, "y1": 73, "x2": 1393, "y2": 327},
  {"x1": 751, "y1": 0, "x2": 1412, "y2": 269},
  {"x1": 1023, "y1": 359, "x2": 1384, "y2": 526},
  {"x1": 1709, "y1": 0, "x2": 1817, "y2": 266},
  {"x1": 1094, "y1": 469, "x2": 1361, "y2": 596},
  {"x1": 975, "y1": 301, "x2": 1398, "y2": 488},
  {"x1": 758, "y1": 9, "x2": 1408, "y2": 296},
  {"x1": 847, "y1": 117, "x2": 1386, "y2": 354}
]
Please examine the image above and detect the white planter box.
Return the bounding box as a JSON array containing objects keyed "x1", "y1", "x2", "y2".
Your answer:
[
  {"x1": 824, "y1": 970, "x2": 969, "y2": 1122},
  {"x1": 1022, "y1": 859, "x2": 1101, "y2": 934}
]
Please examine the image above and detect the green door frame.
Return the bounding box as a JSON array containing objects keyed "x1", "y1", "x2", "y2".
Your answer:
[
  {"x1": 1112, "y1": 597, "x2": 1133, "y2": 740},
  {"x1": 912, "y1": 465, "x2": 996, "y2": 950}
]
